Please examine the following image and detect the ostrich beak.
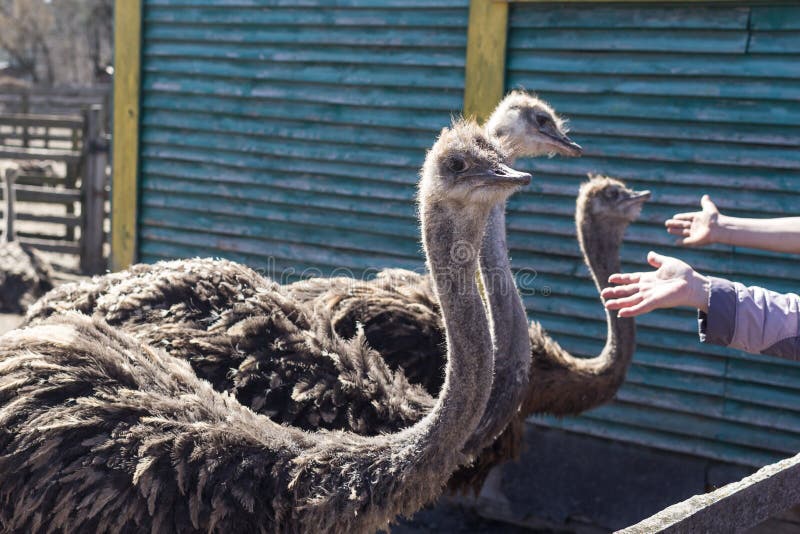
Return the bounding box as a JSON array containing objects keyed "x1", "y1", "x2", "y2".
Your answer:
[
  {"x1": 622, "y1": 190, "x2": 652, "y2": 204},
  {"x1": 486, "y1": 163, "x2": 532, "y2": 187},
  {"x1": 550, "y1": 133, "x2": 583, "y2": 157}
]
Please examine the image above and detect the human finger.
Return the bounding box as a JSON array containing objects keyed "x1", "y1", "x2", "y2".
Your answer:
[
  {"x1": 665, "y1": 219, "x2": 691, "y2": 229},
  {"x1": 601, "y1": 284, "x2": 639, "y2": 300},
  {"x1": 608, "y1": 272, "x2": 642, "y2": 285},
  {"x1": 617, "y1": 298, "x2": 657, "y2": 318},
  {"x1": 604, "y1": 293, "x2": 644, "y2": 310},
  {"x1": 667, "y1": 227, "x2": 690, "y2": 237}
]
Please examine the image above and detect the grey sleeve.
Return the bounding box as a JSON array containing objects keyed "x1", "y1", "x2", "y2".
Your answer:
[{"x1": 698, "y1": 276, "x2": 800, "y2": 360}]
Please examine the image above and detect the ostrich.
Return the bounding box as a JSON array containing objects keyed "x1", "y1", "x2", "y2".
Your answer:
[
  {"x1": 23, "y1": 91, "x2": 582, "y2": 482},
  {"x1": 0, "y1": 121, "x2": 533, "y2": 533},
  {"x1": 451, "y1": 174, "x2": 650, "y2": 490},
  {"x1": 24, "y1": 92, "x2": 595, "y2": 486},
  {"x1": 0, "y1": 164, "x2": 53, "y2": 312}
]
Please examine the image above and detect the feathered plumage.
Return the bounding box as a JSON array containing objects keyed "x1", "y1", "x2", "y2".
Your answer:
[
  {"x1": 2, "y1": 122, "x2": 526, "y2": 532},
  {"x1": 0, "y1": 164, "x2": 53, "y2": 313}
]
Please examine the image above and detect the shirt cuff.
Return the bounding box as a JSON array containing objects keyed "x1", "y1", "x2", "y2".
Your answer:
[{"x1": 698, "y1": 276, "x2": 737, "y2": 346}]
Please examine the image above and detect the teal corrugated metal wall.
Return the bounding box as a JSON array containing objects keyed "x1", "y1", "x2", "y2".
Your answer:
[
  {"x1": 137, "y1": 0, "x2": 800, "y2": 468},
  {"x1": 137, "y1": 0, "x2": 469, "y2": 276},
  {"x1": 506, "y1": 3, "x2": 800, "y2": 467}
]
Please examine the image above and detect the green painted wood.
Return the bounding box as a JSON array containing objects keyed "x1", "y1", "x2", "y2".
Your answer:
[
  {"x1": 507, "y1": 3, "x2": 800, "y2": 468},
  {"x1": 137, "y1": 0, "x2": 469, "y2": 283}
]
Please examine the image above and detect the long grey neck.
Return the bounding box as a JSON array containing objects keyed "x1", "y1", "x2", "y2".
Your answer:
[
  {"x1": 463, "y1": 203, "x2": 531, "y2": 455},
  {"x1": 570, "y1": 216, "x2": 636, "y2": 375},
  {"x1": 3, "y1": 169, "x2": 15, "y2": 243},
  {"x1": 392, "y1": 201, "x2": 495, "y2": 461}
]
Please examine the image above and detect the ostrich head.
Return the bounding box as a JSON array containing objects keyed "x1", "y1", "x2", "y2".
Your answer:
[
  {"x1": 578, "y1": 174, "x2": 651, "y2": 224},
  {"x1": 485, "y1": 90, "x2": 582, "y2": 158},
  {"x1": 419, "y1": 119, "x2": 532, "y2": 210}
]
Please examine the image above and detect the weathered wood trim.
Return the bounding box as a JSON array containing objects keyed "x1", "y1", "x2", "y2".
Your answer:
[
  {"x1": 506, "y1": 1, "x2": 788, "y2": 3},
  {"x1": 111, "y1": 0, "x2": 142, "y2": 271},
  {"x1": 464, "y1": 0, "x2": 509, "y2": 123},
  {"x1": 618, "y1": 452, "x2": 800, "y2": 533}
]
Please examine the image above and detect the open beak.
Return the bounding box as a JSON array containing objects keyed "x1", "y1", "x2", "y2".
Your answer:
[
  {"x1": 621, "y1": 190, "x2": 652, "y2": 204},
  {"x1": 486, "y1": 162, "x2": 532, "y2": 187}
]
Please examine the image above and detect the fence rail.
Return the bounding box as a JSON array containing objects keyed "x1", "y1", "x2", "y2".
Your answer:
[{"x1": 0, "y1": 103, "x2": 109, "y2": 274}]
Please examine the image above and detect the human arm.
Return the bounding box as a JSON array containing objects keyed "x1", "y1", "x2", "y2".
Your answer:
[
  {"x1": 602, "y1": 251, "x2": 800, "y2": 360},
  {"x1": 665, "y1": 195, "x2": 800, "y2": 254}
]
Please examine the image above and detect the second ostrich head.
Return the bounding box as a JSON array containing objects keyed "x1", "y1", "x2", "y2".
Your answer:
[{"x1": 485, "y1": 90, "x2": 582, "y2": 159}]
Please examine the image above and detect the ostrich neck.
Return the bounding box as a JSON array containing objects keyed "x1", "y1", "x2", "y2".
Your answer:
[
  {"x1": 523, "y1": 212, "x2": 636, "y2": 417},
  {"x1": 391, "y1": 201, "x2": 496, "y2": 460},
  {"x1": 3, "y1": 170, "x2": 14, "y2": 243},
  {"x1": 463, "y1": 203, "x2": 530, "y2": 455},
  {"x1": 576, "y1": 215, "x2": 634, "y2": 374}
]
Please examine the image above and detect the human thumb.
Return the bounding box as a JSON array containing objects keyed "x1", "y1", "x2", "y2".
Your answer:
[
  {"x1": 647, "y1": 251, "x2": 666, "y2": 269},
  {"x1": 701, "y1": 194, "x2": 719, "y2": 214}
]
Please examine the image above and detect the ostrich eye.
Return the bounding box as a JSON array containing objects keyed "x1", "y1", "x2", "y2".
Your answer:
[
  {"x1": 446, "y1": 157, "x2": 468, "y2": 173},
  {"x1": 534, "y1": 112, "x2": 553, "y2": 129},
  {"x1": 605, "y1": 189, "x2": 620, "y2": 200}
]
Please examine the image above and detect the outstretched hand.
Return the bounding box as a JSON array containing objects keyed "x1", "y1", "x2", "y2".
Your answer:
[
  {"x1": 665, "y1": 195, "x2": 720, "y2": 246},
  {"x1": 601, "y1": 252, "x2": 710, "y2": 318}
]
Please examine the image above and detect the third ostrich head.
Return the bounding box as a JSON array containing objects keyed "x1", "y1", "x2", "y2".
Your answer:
[
  {"x1": 578, "y1": 174, "x2": 651, "y2": 226},
  {"x1": 485, "y1": 90, "x2": 583, "y2": 159}
]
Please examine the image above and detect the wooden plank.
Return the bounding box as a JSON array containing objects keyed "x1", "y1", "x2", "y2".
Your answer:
[
  {"x1": 0, "y1": 212, "x2": 81, "y2": 227},
  {"x1": 13, "y1": 185, "x2": 81, "y2": 203},
  {"x1": 111, "y1": 0, "x2": 142, "y2": 271},
  {"x1": 81, "y1": 106, "x2": 108, "y2": 275},
  {"x1": 618, "y1": 452, "x2": 800, "y2": 533},
  {"x1": 463, "y1": 0, "x2": 508, "y2": 122},
  {"x1": 0, "y1": 113, "x2": 84, "y2": 128},
  {"x1": 15, "y1": 237, "x2": 80, "y2": 255},
  {"x1": 0, "y1": 146, "x2": 81, "y2": 163}
]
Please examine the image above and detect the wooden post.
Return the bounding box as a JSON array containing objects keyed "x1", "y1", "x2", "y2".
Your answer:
[
  {"x1": 111, "y1": 0, "x2": 143, "y2": 271},
  {"x1": 80, "y1": 105, "x2": 107, "y2": 275},
  {"x1": 21, "y1": 92, "x2": 29, "y2": 148},
  {"x1": 463, "y1": 0, "x2": 509, "y2": 123}
]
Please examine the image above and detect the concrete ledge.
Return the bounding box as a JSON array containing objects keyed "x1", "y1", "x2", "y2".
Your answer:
[{"x1": 619, "y1": 452, "x2": 800, "y2": 533}]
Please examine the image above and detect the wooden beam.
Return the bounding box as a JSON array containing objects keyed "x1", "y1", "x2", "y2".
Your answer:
[
  {"x1": 464, "y1": 0, "x2": 509, "y2": 123},
  {"x1": 619, "y1": 452, "x2": 800, "y2": 533},
  {"x1": 506, "y1": 0, "x2": 784, "y2": 3},
  {"x1": 111, "y1": 0, "x2": 142, "y2": 271}
]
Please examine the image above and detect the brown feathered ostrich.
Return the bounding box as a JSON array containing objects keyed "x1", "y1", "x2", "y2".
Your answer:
[
  {"x1": 453, "y1": 175, "x2": 649, "y2": 490},
  {"x1": 0, "y1": 121, "x2": 533, "y2": 533},
  {"x1": 0, "y1": 164, "x2": 53, "y2": 312},
  {"x1": 23, "y1": 91, "x2": 583, "y2": 487}
]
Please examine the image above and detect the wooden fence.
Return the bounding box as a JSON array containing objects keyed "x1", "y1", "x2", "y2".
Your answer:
[
  {"x1": 0, "y1": 85, "x2": 110, "y2": 125},
  {"x1": 0, "y1": 106, "x2": 109, "y2": 274}
]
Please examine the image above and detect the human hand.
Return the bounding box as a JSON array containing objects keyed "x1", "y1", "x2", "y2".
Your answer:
[
  {"x1": 665, "y1": 195, "x2": 721, "y2": 246},
  {"x1": 601, "y1": 251, "x2": 710, "y2": 318}
]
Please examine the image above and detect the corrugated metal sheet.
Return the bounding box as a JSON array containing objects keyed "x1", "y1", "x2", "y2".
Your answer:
[
  {"x1": 137, "y1": 0, "x2": 469, "y2": 276},
  {"x1": 506, "y1": 3, "x2": 800, "y2": 467},
  {"x1": 137, "y1": 0, "x2": 800, "y2": 469}
]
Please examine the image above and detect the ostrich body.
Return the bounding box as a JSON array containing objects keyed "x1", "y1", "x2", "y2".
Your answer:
[
  {"x1": 0, "y1": 122, "x2": 532, "y2": 533},
  {"x1": 24, "y1": 92, "x2": 583, "y2": 490},
  {"x1": 0, "y1": 164, "x2": 53, "y2": 313}
]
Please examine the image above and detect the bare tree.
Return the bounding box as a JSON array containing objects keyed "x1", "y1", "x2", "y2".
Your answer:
[{"x1": 0, "y1": 0, "x2": 112, "y2": 85}]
